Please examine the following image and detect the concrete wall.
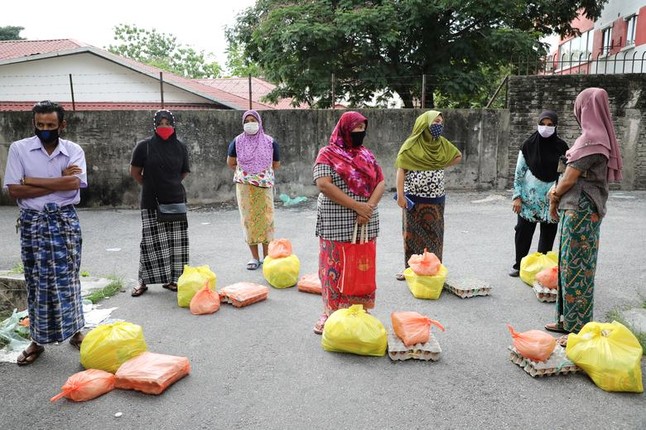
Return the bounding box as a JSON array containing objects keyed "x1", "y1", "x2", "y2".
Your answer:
[{"x1": 1, "y1": 74, "x2": 645, "y2": 207}]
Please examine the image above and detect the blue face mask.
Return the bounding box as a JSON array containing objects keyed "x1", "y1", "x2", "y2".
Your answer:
[
  {"x1": 35, "y1": 128, "x2": 59, "y2": 144},
  {"x1": 429, "y1": 123, "x2": 443, "y2": 138}
]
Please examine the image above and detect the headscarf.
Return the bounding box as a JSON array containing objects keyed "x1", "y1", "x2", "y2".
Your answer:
[
  {"x1": 568, "y1": 87, "x2": 623, "y2": 182},
  {"x1": 234, "y1": 110, "x2": 274, "y2": 174},
  {"x1": 154, "y1": 109, "x2": 176, "y2": 127},
  {"x1": 395, "y1": 110, "x2": 461, "y2": 170},
  {"x1": 314, "y1": 111, "x2": 384, "y2": 198},
  {"x1": 520, "y1": 110, "x2": 569, "y2": 182}
]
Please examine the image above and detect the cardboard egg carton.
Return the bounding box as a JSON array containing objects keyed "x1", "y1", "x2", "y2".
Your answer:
[
  {"x1": 387, "y1": 330, "x2": 442, "y2": 361},
  {"x1": 508, "y1": 345, "x2": 581, "y2": 377},
  {"x1": 532, "y1": 281, "x2": 557, "y2": 303},
  {"x1": 444, "y1": 278, "x2": 493, "y2": 299}
]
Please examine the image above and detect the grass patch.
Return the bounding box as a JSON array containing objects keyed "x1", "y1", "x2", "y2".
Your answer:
[
  {"x1": 8, "y1": 262, "x2": 24, "y2": 274},
  {"x1": 606, "y1": 306, "x2": 646, "y2": 355},
  {"x1": 84, "y1": 277, "x2": 124, "y2": 304}
]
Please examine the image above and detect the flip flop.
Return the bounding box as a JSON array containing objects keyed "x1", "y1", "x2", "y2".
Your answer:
[
  {"x1": 17, "y1": 343, "x2": 44, "y2": 366},
  {"x1": 313, "y1": 314, "x2": 328, "y2": 335},
  {"x1": 544, "y1": 323, "x2": 569, "y2": 334},
  {"x1": 69, "y1": 334, "x2": 84, "y2": 350},
  {"x1": 162, "y1": 283, "x2": 178, "y2": 292},
  {"x1": 557, "y1": 334, "x2": 569, "y2": 348},
  {"x1": 246, "y1": 259, "x2": 260, "y2": 270},
  {"x1": 395, "y1": 272, "x2": 405, "y2": 281},
  {"x1": 131, "y1": 282, "x2": 148, "y2": 297}
]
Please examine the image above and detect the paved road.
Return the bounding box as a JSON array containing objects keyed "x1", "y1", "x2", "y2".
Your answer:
[{"x1": 0, "y1": 191, "x2": 644, "y2": 430}]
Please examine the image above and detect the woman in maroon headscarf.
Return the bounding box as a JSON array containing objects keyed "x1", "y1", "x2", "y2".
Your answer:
[
  {"x1": 227, "y1": 110, "x2": 281, "y2": 270},
  {"x1": 312, "y1": 111, "x2": 385, "y2": 334},
  {"x1": 546, "y1": 88, "x2": 623, "y2": 341}
]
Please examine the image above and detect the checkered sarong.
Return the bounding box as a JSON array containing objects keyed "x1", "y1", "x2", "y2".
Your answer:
[
  {"x1": 138, "y1": 209, "x2": 189, "y2": 285},
  {"x1": 20, "y1": 203, "x2": 84, "y2": 344}
]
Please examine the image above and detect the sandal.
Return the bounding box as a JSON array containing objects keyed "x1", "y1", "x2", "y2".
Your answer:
[
  {"x1": 16, "y1": 343, "x2": 44, "y2": 366},
  {"x1": 544, "y1": 322, "x2": 569, "y2": 334},
  {"x1": 69, "y1": 333, "x2": 84, "y2": 350},
  {"x1": 557, "y1": 334, "x2": 569, "y2": 348},
  {"x1": 246, "y1": 259, "x2": 260, "y2": 270},
  {"x1": 395, "y1": 272, "x2": 405, "y2": 281},
  {"x1": 162, "y1": 283, "x2": 178, "y2": 292},
  {"x1": 131, "y1": 282, "x2": 148, "y2": 297},
  {"x1": 313, "y1": 314, "x2": 328, "y2": 335}
]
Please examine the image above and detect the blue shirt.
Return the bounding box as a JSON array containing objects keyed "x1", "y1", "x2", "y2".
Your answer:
[{"x1": 512, "y1": 152, "x2": 555, "y2": 223}]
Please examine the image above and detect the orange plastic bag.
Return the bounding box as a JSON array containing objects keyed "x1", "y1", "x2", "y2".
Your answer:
[
  {"x1": 407, "y1": 249, "x2": 441, "y2": 276},
  {"x1": 268, "y1": 238, "x2": 293, "y2": 258},
  {"x1": 535, "y1": 266, "x2": 558, "y2": 289},
  {"x1": 297, "y1": 273, "x2": 322, "y2": 295},
  {"x1": 115, "y1": 352, "x2": 191, "y2": 395},
  {"x1": 507, "y1": 324, "x2": 556, "y2": 362},
  {"x1": 50, "y1": 369, "x2": 115, "y2": 402},
  {"x1": 391, "y1": 311, "x2": 445, "y2": 347},
  {"x1": 189, "y1": 283, "x2": 221, "y2": 315}
]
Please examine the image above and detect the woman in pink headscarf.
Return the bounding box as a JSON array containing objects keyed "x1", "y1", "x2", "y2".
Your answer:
[
  {"x1": 312, "y1": 111, "x2": 385, "y2": 334},
  {"x1": 545, "y1": 88, "x2": 623, "y2": 341},
  {"x1": 227, "y1": 110, "x2": 281, "y2": 270}
]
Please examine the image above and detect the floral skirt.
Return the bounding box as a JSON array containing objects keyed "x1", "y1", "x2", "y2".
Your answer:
[
  {"x1": 402, "y1": 201, "x2": 445, "y2": 266},
  {"x1": 236, "y1": 183, "x2": 275, "y2": 245}
]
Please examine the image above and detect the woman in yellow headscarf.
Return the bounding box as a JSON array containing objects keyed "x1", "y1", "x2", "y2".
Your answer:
[{"x1": 394, "y1": 110, "x2": 462, "y2": 280}]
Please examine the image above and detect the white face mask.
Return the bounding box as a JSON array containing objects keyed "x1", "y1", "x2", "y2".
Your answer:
[
  {"x1": 243, "y1": 122, "x2": 259, "y2": 135},
  {"x1": 537, "y1": 125, "x2": 555, "y2": 138}
]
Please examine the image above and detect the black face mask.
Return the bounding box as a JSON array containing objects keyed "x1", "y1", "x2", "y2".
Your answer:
[
  {"x1": 35, "y1": 128, "x2": 59, "y2": 145},
  {"x1": 350, "y1": 131, "x2": 366, "y2": 148}
]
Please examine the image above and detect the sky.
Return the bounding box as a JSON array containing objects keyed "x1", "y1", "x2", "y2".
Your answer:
[{"x1": 1, "y1": 0, "x2": 257, "y2": 65}]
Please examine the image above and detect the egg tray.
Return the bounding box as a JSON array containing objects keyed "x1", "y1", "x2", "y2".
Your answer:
[
  {"x1": 444, "y1": 278, "x2": 493, "y2": 299},
  {"x1": 532, "y1": 281, "x2": 557, "y2": 303},
  {"x1": 508, "y1": 345, "x2": 581, "y2": 377},
  {"x1": 387, "y1": 330, "x2": 441, "y2": 361}
]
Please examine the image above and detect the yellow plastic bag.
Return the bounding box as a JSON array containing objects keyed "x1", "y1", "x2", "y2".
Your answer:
[
  {"x1": 566, "y1": 321, "x2": 643, "y2": 393},
  {"x1": 177, "y1": 265, "x2": 217, "y2": 308},
  {"x1": 519, "y1": 251, "x2": 557, "y2": 286},
  {"x1": 80, "y1": 322, "x2": 148, "y2": 373},
  {"x1": 404, "y1": 265, "x2": 447, "y2": 299},
  {"x1": 262, "y1": 254, "x2": 300, "y2": 289},
  {"x1": 321, "y1": 304, "x2": 387, "y2": 356}
]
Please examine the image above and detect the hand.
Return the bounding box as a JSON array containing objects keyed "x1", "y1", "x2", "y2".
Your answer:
[
  {"x1": 549, "y1": 199, "x2": 559, "y2": 221},
  {"x1": 357, "y1": 215, "x2": 370, "y2": 225},
  {"x1": 512, "y1": 198, "x2": 521, "y2": 214},
  {"x1": 396, "y1": 195, "x2": 408, "y2": 209},
  {"x1": 353, "y1": 201, "x2": 374, "y2": 219},
  {"x1": 62, "y1": 164, "x2": 82, "y2": 176}
]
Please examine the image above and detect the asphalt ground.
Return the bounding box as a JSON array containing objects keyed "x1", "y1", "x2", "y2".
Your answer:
[{"x1": 0, "y1": 190, "x2": 644, "y2": 430}]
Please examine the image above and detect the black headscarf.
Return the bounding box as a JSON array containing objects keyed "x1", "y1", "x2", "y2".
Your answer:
[
  {"x1": 153, "y1": 109, "x2": 176, "y2": 128},
  {"x1": 520, "y1": 110, "x2": 569, "y2": 182}
]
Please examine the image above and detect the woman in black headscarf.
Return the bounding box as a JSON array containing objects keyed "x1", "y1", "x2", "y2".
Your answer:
[
  {"x1": 509, "y1": 110, "x2": 569, "y2": 277},
  {"x1": 129, "y1": 110, "x2": 191, "y2": 296}
]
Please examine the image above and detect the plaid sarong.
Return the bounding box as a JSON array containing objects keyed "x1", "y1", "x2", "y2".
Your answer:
[
  {"x1": 138, "y1": 209, "x2": 189, "y2": 285},
  {"x1": 20, "y1": 203, "x2": 84, "y2": 344}
]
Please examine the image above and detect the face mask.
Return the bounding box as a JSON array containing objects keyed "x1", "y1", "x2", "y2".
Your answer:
[
  {"x1": 537, "y1": 125, "x2": 556, "y2": 138},
  {"x1": 155, "y1": 127, "x2": 175, "y2": 140},
  {"x1": 35, "y1": 128, "x2": 59, "y2": 144},
  {"x1": 244, "y1": 122, "x2": 260, "y2": 135},
  {"x1": 429, "y1": 123, "x2": 443, "y2": 138},
  {"x1": 350, "y1": 131, "x2": 366, "y2": 148}
]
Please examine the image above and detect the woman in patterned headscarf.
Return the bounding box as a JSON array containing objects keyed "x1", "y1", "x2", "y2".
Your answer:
[
  {"x1": 227, "y1": 110, "x2": 281, "y2": 270},
  {"x1": 312, "y1": 111, "x2": 385, "y2": 334},
  {"x1": 546, "y1": 87, "x2": 623, "y2": 341},
  {"x1": 394, "y1": 110, "x2": 462, "y2": 280},
  {"x1": 130, "y1": 109, "x2": 190, "y2": 297}
]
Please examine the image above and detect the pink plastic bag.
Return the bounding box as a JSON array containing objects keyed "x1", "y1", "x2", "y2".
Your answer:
[
  {"x1": 189, "y1": 283, "x2": 221, "y2": 315},
  {"x1": 50, "y1": 369, "x2": 115, "y2": 402},
  {"x1": 507, "y1": 324, "x2": 556, "y2": 362},
  {"x1": 268, "y1": 239, "x2": 293, "y2": 258},
  {"x1": 535, "y1": 266, "x2": 558, "y2": 289},
  {"x1": 407, "y1": 249, "x2": 441, "y2": 276},
  {"x1": 391, "y1": 311, "x2": 445, "y2": 347}
]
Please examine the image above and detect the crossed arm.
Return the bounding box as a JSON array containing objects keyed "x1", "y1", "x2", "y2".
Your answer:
[{"x1": 7, "y1": 165, "x2": 82, "y2": 199}]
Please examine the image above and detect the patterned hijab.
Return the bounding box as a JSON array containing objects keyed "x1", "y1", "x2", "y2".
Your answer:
[
  {"x1": 521, "y1": 110, "x2": 569, "y2": 182},
  {"x1": 314, "y1": 111, "x2": 384, "y2": 198},
  {"x1": 234, "y1": 110, "x2": 274, "y2": 174},
  {"x1": 568, "y1": 87, "x2": 623, "y2": 182},
  {"x1": 395, "y1": 110, "x2": 461, "y2": 170}
]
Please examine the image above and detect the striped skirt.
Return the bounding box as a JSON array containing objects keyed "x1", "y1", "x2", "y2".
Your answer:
[
  {"x1": 138, "y1": 209, "x2": 189, "y2": 285},
  {"x1": 20, "y1": 203, "x2": 84, "y2": 344},
  {"x1": 236, "y1": 183, "x2": 275, "y2": 245},
  {"x1": 556, "y1": 194, "x2": 602, "y2": 333},
  {"x1": 319, "y1": 238, "x2": 375, "y2": 314},
  {"x1": 402, "y1": 201, "x2": 445, "y2": 266}
]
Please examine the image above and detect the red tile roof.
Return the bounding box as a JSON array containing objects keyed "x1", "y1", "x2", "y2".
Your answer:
[
  {"x1": 0, "y1": 39, "x2": 89, "y2": 60},
  {"x1": 0, "y1": 101, "x2": 224, "y2": 112}
]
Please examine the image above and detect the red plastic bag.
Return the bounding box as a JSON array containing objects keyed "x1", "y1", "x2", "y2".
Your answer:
[
  {"x1": 338, "y1": 224, "x2": 376, "y2": 296},
  {"x1": 535, "y1": 266, "x2": 558, "y2": 289},
  {"x1": 115, "y1": 352, "x2": 191, "y2": 395},
  {"x1": 50, "y1": 369, "x2": 115, "y2": 402},
  {"x1": 391, "y1": 311, "x2": 445, "y2": 347},
  {"x1": 189, "y1": 283, "x2": 221, "y2": 315},
  {"x1": 407, "y1": 249, "x2": 441, "y2": 276},
  {"x1": 297, "y1": 273, "x2": 322, "y2": 295},
  {"x1": 507, "y1": 324, "x2": 556, "y2": 362},
  {"x1": 268, "y1": 239, "x2": 293, "y2": 258}
]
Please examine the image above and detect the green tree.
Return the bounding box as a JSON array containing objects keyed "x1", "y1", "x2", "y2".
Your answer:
[
  {"x1": 0, "y1": 26, "x2": 25, "y2": 40},
  {"x1": 228, "y1": 0, "x2": 607, "y2": 108},
  {"x1": 108, "y1": 24, "x2": 222, "y2": 78},
  {"x1": 224, "y1": 42, "x2": 263, "y2": 78}
]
